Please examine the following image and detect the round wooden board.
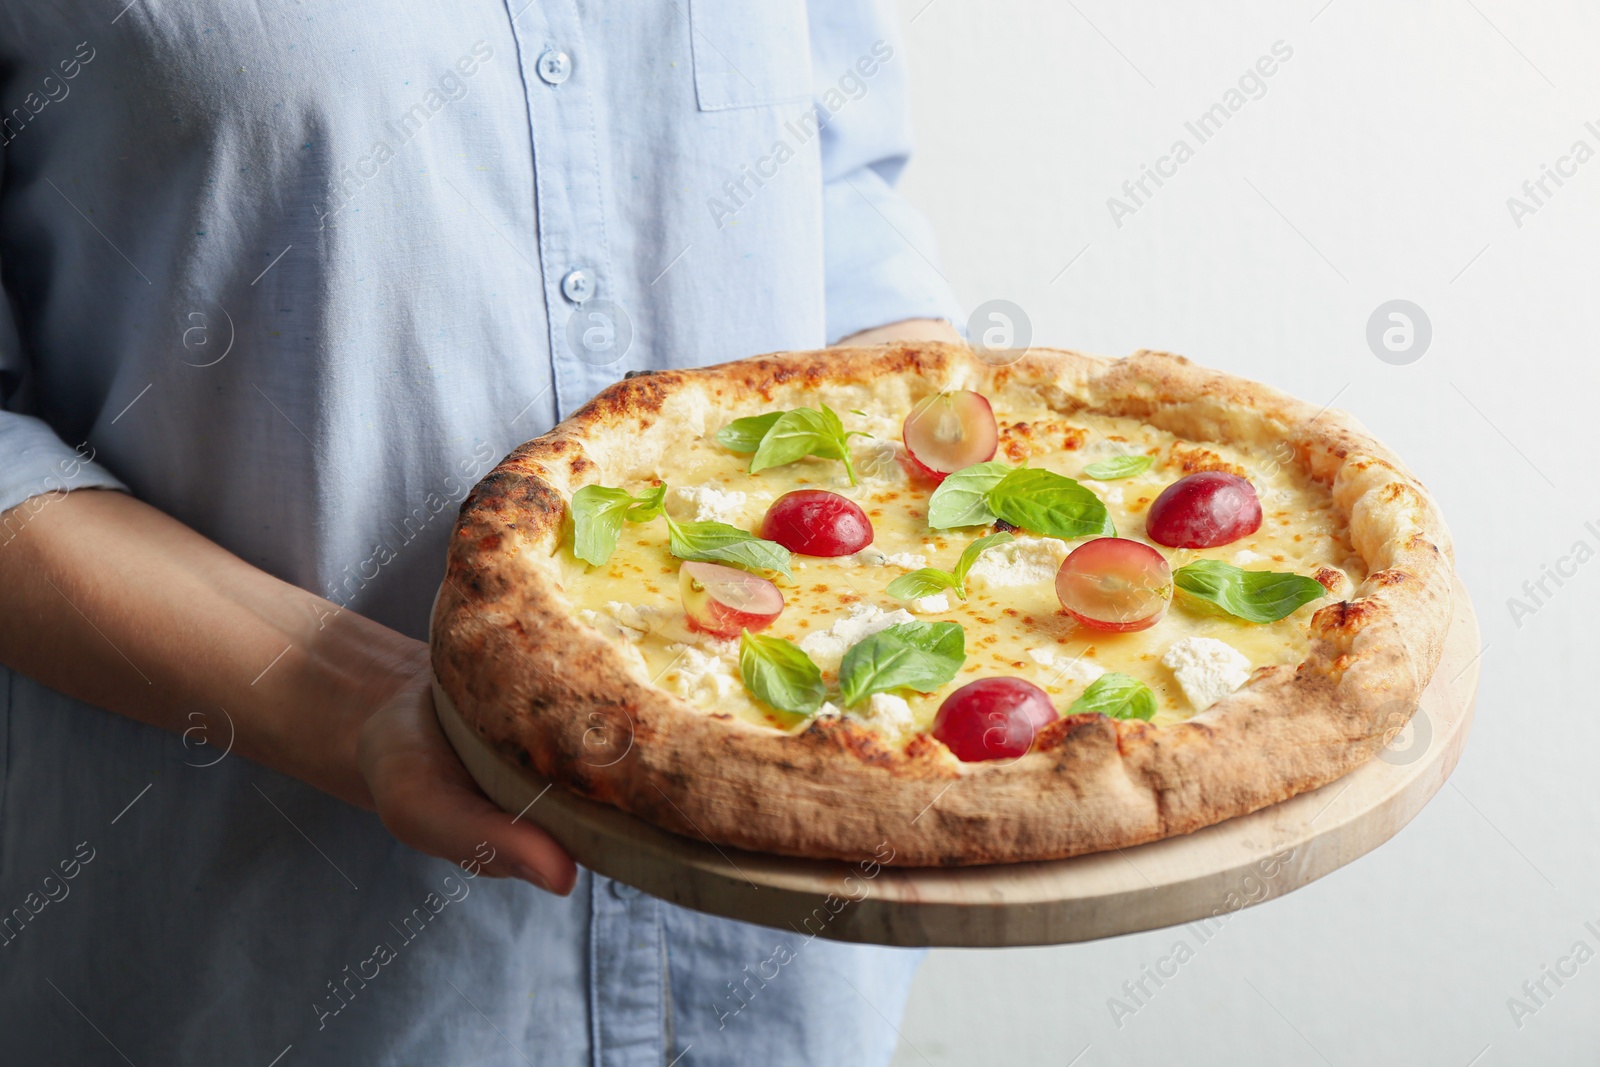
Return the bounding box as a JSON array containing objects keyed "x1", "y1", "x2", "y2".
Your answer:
[{"x1": 435, "y1": 579, "x2": 1478, "y2": 948}]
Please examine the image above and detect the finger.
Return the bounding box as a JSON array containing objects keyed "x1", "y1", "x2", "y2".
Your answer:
[{"x1": 359, "y1": 686, "x2": 579, "y2": 895}]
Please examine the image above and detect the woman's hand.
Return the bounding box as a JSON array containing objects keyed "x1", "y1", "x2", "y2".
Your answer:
[{"x1": 356, "y1": 646, "x2": 577, "y2": 892}]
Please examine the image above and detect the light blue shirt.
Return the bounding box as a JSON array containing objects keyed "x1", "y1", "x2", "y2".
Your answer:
[{"x1": 0, "y1": 2, "x2": 960, "y2": 1063}]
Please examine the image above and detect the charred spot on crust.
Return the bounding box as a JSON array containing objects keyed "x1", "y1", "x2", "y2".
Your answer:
[
  {"x1": 512, "y1": 480, "x2": 568, "y2": 530},
  {"x1": 801, "y1": 716, "x2": 898, "y2": 767},
  {"x1": 1312, "y1": 598, "x2": 1382, "y2": 636},
  {"x1": 574, "y1": 372, "x2": 675, "y2": 422},
  {"x1": 738, "y1": 344, "x2": 952, "y2": 400},
  {"x1": 1350, "y1": 456, "x2": 1399, "y2": 477},
  {"x1": 1033, "y1": 712, "x2": 1116, "y2": 752},
  {"x1": 1378, "y1": 481, "x2": 1421, "y2": 506},
  {"x1": 463, "y1": 468, "x2": 564, "y2": 522},
  {"x1": 1313, "y1": 567, "x2": 1344, "y2": 592},
  {"x1": 902, "y1": 733, "x2": 949, "y2": 763},
  {"x1": 1368, "y1": 568, "x2": 1411, "y2": 586},
  {"x1": 1410, "y1": 534, "x2": 1440, "y2": 554},
  {"x1": 1114, "y1": 720, "x2": 1155, "y2": 752}
]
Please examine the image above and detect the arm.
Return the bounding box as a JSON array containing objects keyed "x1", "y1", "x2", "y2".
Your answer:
[
  {"x1": 837, "y1": 317, "x2": 961, "y2": 347},
  {"x1": 0, "y1": 487, "x2": 576, "y2": 893}
]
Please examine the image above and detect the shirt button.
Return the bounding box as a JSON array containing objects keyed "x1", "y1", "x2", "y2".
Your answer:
[
  {"x1": 610, "y1": 879, "x2": 641, "y2": 900},
  {"x1": 561, "y1": 269, "x2": 594, "y2": 303},
  {"x1": 537, "y1": 50, "x2": 572, "y2": 86}
]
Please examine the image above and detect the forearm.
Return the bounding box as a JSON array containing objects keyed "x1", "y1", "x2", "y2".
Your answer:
[
  {"x1": 0, "y1": 488, "x2": 419, "y2": 807},
  {"x1": 837, "y1": 318, "x2": 961, "y2": 347}
]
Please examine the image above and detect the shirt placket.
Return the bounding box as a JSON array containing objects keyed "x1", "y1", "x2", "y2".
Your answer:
[
  {"x1": 588, "y1": 876, "x2": 667, "y2": 1067},
  {"x1": 510, "y1": 0, "x2": 619, "y2": 418}
]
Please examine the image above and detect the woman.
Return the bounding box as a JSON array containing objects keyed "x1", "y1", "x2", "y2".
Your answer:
[{"x1": 0, "y1": 2, "x2": 961, "y2": 1063}]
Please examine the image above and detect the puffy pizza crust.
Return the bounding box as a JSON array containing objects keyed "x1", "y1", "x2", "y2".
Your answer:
[{"x1": 430, "y1": 344, "x2": 1454, "y2": 866}]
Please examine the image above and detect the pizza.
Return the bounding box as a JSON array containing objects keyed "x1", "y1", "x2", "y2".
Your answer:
[{"x1": 430, "y1": 342, "x2": 1454, "y2": 866}]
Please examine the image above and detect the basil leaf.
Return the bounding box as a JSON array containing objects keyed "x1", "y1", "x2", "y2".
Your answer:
[
  {"x1": 570, "y1": 486, "x2": 643, "y2": 566},
  {"x1": 885, "y1": 532, "x2": 1013, "y2": 603},
  {"x1": 838, "y1": 621, "x2": 966, "y2": 706},
  {"x1": 665, "y1": 517, "x2": 792, "y2": 579},
  {"x1": 626, "y1": 483, "x2": 668, "y2": 522},
  {"x1": 1068, "y1": 672, "x2": 1157, "y2": 721},
  {"x1": 739, "y1": 631, "x2": 825, "y2": 715},
  {"x1": 885, "y1": 568, "x2": 959, "y2": 601},
  {"x1": 716, "y1": 411, "x2": 784, "y2": 454},
  {"x1": 1082, "y1": 454, "x2": 1154, "y2": 480},
  {"x1": 925, "y1": 460, "x2": 1015, "y2": 529},
  {"x1": 987, "y1": 468, "x2": 1116, "y2": 540},
  {"x1": 951, "y1": 532, "x2": 1014, "y2": 587},
  {"x1": 749, "y1": 404, "x2": 858, "y2": 485},
  {"x1": 1172, "y1": 559, "x2": 1327, "y2": 623}
]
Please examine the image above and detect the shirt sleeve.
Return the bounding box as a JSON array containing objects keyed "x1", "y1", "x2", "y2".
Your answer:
[
  {"x1": 0, "y1": 274, "x2": 127, "y2": 517},
  {"x1": 808, "y1": 0, "x2": 965, "y2": 343}
]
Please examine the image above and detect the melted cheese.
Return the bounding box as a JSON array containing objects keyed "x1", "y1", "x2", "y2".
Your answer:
[{"x1": 552, "y1": 400, "x2": 1363, "y2": 734}]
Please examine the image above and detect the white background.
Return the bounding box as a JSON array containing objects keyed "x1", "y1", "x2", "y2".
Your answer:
[{"x1": 888, "y1": 1, "x2": 1599, "y2": 1063}]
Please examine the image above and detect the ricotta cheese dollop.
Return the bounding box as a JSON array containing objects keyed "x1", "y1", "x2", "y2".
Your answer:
[
  {"x1": 667, "y1": 485, "x2": 749, "y2": 525},
  {"x1": 1161, "y1": 636, "x2": 1252, "y2": 711},
  {"x1": 661, "y1": 646, "x2": 739, "y2": 704},
  {"x1": 966, "y1": 536, "x2": 1071, "y2": 589},
  {"x1": 586, "y1": 601, "x2": 662, "y2": 641},
  {"x1": 851, "y1": 692, "x2": 916, "y2": 736},
  {"x1": 799, "y1": 603, "x2": 916, "y2": 671}
]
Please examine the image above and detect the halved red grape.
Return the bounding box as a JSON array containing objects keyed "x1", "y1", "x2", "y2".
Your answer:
[
  {"x1": 1145, "y1": 472, "x2": 1262, "y2": 548},
  {"x1": 932, "y1": 677, "x2": 1059, "y2": 762},
  {"x1": 1055, "y1": 537, "x2": 1172, "y2": 632},
  {"x1": 679, "y1": 561, "x2": 784, "y2": 638},
  {"x1": 902, "y1": 390, "x2": 998, "y2": 483},
  {"x1": 760, "y1": 490, "x2": 873, "y2": 556}
]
